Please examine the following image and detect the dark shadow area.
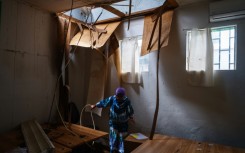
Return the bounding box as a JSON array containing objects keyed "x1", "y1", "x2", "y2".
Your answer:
[{"x1": 72, "y1": 137, "x2": 141, "y2": 153}]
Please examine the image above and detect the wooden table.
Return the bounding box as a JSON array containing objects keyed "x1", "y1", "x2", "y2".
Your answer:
[
  {"x1": 46, "y1": 123, "x2": 108, "y2": 153},
  {"x1": 131, "y1": 134, "x2": 245, "y2": 153},
  {"x1": 0, "y1": 123, "x2": 108, "y2": 153}
]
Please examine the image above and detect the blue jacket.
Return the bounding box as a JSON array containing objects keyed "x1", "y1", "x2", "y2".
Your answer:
[{"x1": 96, "y1": 95, "x2": 134, "y2": 124}]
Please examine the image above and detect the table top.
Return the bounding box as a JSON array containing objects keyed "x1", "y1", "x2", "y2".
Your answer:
[
  {"x1": 46, "y1": 123, "x2": 108, "y2": 150},
  {"x1": 0, "y1": 123, "x2": 108, "y2": 153}
]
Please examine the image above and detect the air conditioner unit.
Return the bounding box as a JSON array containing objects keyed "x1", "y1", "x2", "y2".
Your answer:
[{"x1": 209, "y1": 0, "x2": 245, "y2": 22}]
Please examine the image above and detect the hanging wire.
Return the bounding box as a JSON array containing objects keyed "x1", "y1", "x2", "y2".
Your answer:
[
  {"x1": 79, "y1": 104, "x2": 95, "y2": 130},
  {"x1": 49, "y1": 31, "x2": 83, "y2": 137},
  {"x1": 48, "y1": 0, "x2": 107, "y2": 134},
  {"x1": 47, "y1": 0, "x2": 85, "y2": 137},
  {"x1": 92, "y1": 9, "x2": 104, "y2": 25},
  {"x1": 48, "y1": 0, "x2": 74, "y2": 125},
  {"x1": 85, "y1": 7, "x2": 91, "y2": 23}
]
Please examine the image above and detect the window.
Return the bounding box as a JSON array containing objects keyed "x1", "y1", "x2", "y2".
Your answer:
[
  {"x1": 186, "y1": 25, "x2": 236, "y2": 71},
  {"x1": 119, "y1": 36, "x2": 149, "y2": 83},
  {"x1": 211, "y1": 25, "x2": 236, "y2": 70},
  {"x1": 138, "y1": 39, "x2": 149, "y2": 72}
]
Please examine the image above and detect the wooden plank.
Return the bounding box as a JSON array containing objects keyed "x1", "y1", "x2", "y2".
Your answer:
[
  {"x1": 52, "y1": 133, "x2": 86, "y2": 149},
  {"x1": 210, "y1": 144, "x2": 243, "y2": 153},
  {"x1": 47, "y1": 124, "x2": 108, "y2": 149},
  {"x1": 0, "y1": 130, "x2": 24, "y2": 153},
  {"x1": 127, "y1": 0, "x2": 132, "y2": 30},
  {"x1": 131, "y1": 139, "x2": 162, "y2": 153},
  {"x1": 132, "y1": 134, "x2": 245, "y2": 153},
  {"x1": 153, "y1": 134, "x2": 172, "y2": 140},
  {"x1": 95, "y1": 7, "x2": 157, "y2": 24},
  {"x1": 21, "y1": 0, "x2": 123, "y2": 13},
  {"x1": 101, "y1": 5, "x2": 125, "y2": 17},
  {"x1": 158, "y1": 138, "x2": 184, "y2": 152},
  {"x1": 52, "y1": 142, "x2": 72, "y2": 153},
  {"x1": 47, "y1": 129, "x2": 65, "y2": 140},
  {"x1": 70, "y1": 21, "x2": 121, "y2": 48},
  {"x1": 50, "y1": 127, "x2": 88, "y2": 148},
  {"x1": 149, "y1": 5, "x2": 163, "y2": 140},
  {"x1": 21, "y1": 120, "x2": 55, "y2": 153},
  {"x1": 167, "y1": 0, "x2": 179, "y2": 8},
  {"x1": 96, "y1": 0, "x2": 178, "y2": 24},
  {"x1": 57, "y1": 13, "x2": 106, "y2": 33},
  {"x1": 141, "y1": 10, "x2": 174, "y2": 56},
  {"x1": 69, "y1": 123, "x2": 108, "y2": 139},
  {"x1": 151, "y1": 0, "x2": 179, "y2": 21}
]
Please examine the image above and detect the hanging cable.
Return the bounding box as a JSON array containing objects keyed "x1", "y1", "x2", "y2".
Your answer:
[
  {"x1": 79, "y1": 104, "x2": 96, "y2": 130},
  {"x1": 48, "y1": 0, "x2": 74, "y2": 125},
  {"x1": 92, "y1": 9, "x2": 104, "y2": 25},
  {"x1": 47, "y1": 0, "x2": 88, "y2": 137}
]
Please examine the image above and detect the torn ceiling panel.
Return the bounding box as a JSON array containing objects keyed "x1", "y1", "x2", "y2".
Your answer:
[
  {"x1": 19, "y1": 0, "x2": 211, "y2": 16},
  {"x1": 141, "y1": 10, "x2": 174, "y2": 56},
  {"x1": 20, "y1": 0, "x2": 124, "y2": 13},
  {"x1": 92, "y1": 0, "x2": 166, "y2": 22},
  {"x1": 70, "y1": 21, "x2": 121, "y2": 48}
]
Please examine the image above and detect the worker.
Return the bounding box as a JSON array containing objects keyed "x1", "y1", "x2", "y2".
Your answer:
[{"x1": 91, "y1": 87, "x2": 134, "y2": 153}]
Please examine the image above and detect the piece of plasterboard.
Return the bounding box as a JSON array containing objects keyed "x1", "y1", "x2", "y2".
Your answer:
[
  {"x1": 141, "y1": 10, "x2": 174, "y2": 56},
  {"x1": 70, "y1": 21, "x2": 121, "y2": 48}
]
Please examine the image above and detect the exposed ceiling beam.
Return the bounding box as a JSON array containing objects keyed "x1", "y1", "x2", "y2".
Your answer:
[
  {"x1": 95, "y1": 0, "x2": 178, "y2": 25},
  {"x1": 101, "y1": 5, "x2": 125, "y2": 17},
  {"x1": 95, "y1": 7, "x2": 157, "y2": 24},
  {"x1": 20, "y1": 0, "x2": 124, "y2": 13},
  {"x1": 127, "y1": 0, "x2": 132, "y2": 30},
  {"x1": 57, "y1": 13, "x2": 106, "y2": 34},
  {"x1": 61, "y1": 0, "x2": 125, "y2": 13},
  {"x1": 151, "y1": 0, "x2": 179, "y2": 21}
]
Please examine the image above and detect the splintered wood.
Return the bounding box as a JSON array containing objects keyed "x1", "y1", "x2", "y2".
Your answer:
[{"x1": 70, "y1": 21, "x2": 121, "y2": 48}]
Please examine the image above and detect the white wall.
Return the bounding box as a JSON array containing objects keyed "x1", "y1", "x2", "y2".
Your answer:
[
  {"x1": 114, "y1": 1, "x2": 245, "y2": 148},
  {"x1": 0, "y1": 0, "x2": 58, "y2": 133}
]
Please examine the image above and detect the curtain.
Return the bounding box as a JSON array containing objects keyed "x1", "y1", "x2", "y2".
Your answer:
[
  {"x1": 186, "y1": 28, "x2": 213, "y2": 87},
  {"x1": 121, "y1": 36, "x2": 142, "y2": 84}
]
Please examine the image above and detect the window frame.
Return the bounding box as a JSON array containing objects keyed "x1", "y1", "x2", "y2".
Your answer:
[
  {"x1": 211, "y1": 25, "x2": 237, "y2": 70},
  {"x1": 119, "y1": 36, "x2": 149, "y2": 74},
  {"x1": 186, "y1": 25, "x2": 237, "y2": 71}
]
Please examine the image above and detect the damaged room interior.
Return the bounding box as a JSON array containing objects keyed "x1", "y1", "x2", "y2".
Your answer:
[{"x1": 0, "y1": 0, "x2": 245, "y2": 152}]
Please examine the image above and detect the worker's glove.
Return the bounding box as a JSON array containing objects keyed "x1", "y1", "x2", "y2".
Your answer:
[{"x1": 91, "y1": 104, "x2": 96, "y2": 110}]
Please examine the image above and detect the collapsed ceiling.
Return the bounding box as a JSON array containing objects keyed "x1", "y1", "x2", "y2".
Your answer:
[
  {"x1": 20, "y1": 0, "x2": 124, "y2": 13},
  {"x1": 20, "y1": 0, "x2": 209, "y2": 24}
]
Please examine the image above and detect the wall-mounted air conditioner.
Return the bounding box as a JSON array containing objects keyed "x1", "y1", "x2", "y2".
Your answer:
[{"x1": 209, "y1": 0, "x2": 245, "y2": 22}]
